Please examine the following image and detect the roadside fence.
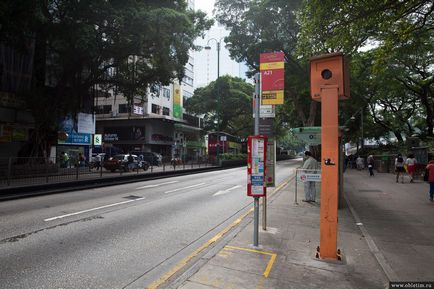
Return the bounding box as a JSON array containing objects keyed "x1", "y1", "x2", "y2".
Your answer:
[{"x1": 0, "y1": 156, "x2": 215, "y2": 188}]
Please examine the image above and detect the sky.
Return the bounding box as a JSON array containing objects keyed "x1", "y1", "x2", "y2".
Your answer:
[{"x1": 193, "y1": 0, "x2": 248, "y2": 89}]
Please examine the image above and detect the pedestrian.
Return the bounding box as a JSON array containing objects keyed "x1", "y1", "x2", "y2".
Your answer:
[
  {"x1": 356, "y1": 155, "x2": 364, "y2": 170},
  {"x1": 127, "y1": 153, "x2": 134, "y2": 171},
  {"x1": 302, "y1": 151, "x2": 318, "y2": 202},
  {"x1": 405, "y1": 153, "x2": 417, "y2": 183},
  {"x1": 78, "y1": 153, "x2": 85, "y2": 167},
  {"x1": 95, "y1": 154, "x2": 102, "y2": 170},
  {"x1": 425, "y1": 159, "x2": 434, "y2": 202},
  {"x1": 367, "y1": 155, "x2": 375, "y2": 176},
  {"x1": 395, "y1": 153, "x2": 406, "y2": 183}
]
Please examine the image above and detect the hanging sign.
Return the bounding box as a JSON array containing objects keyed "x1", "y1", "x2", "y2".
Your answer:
[{"x1": 260, "y1": 52, "x2": 285, "y2": 105}]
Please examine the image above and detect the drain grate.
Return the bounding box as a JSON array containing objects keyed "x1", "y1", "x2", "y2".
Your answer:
[
  {"x1": 123, "y1": 195, "x2": 143, "y2": 200},
  {"x1": 358, "y1": 189, "x2": 383, "y2": 193}
]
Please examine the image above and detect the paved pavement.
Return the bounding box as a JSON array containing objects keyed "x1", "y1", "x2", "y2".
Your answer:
[{"x1": 172, "y1": 169, "x2": 433, "y2": 289}]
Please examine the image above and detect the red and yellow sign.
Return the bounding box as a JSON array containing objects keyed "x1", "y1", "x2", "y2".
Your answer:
[{"x1": 260, "y1": 52, "x2": 285, "y2": 105}]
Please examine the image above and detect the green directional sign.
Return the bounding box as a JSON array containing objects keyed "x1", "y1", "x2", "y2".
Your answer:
[{"x1": 291, "y1": 127, "x2": 321, "y2": 145}]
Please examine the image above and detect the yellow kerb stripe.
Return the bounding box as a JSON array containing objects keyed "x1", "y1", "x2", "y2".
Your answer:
[{"x1": 260, "y1": 62, "x2": 284, "y2": 70}]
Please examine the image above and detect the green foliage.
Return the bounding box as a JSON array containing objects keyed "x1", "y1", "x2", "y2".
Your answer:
[
  {"x1": 185, "y1": 76, "x2": 254, "y2": 138},
  {"x1": 219, "y1": 153, "x2": 247, "y2": 161},
  {"x1": 215, "y1": 0, "x2": 319, "y2": 138},
  {"x1": 0, "y1": 0, "x2": 212, "y2": 155}
]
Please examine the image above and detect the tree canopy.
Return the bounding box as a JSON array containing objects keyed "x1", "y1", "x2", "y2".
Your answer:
[
  {"x1": 0, "y1": 0, "x2": 212, "y2": 156},
  {"x1": 185, "y1": 76, "x2": 253, "y2": 138},
  {"x1": 215, "y1": 0, "x2": 433, "y2": 147}
]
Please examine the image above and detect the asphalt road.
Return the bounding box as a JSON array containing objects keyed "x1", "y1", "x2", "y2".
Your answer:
[{"x1": 0, "y1": 159, "x2": 300, "y2": 289}]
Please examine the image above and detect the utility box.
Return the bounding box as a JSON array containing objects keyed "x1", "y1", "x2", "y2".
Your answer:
[{"x1": 310, "y1": 52, "x2": 350, "y2": 101}]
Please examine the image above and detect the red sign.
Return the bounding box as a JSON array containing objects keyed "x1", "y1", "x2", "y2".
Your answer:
[
  {"x1": 261, "y1": 69, "x2": 284, "y2": 91},
  {"x1": 247, "y1": 135, "x2": 268, "y2": 197},
  {"x1": 260, "y1": 52, "x2": 285, "y2": 63},
  {"x1": 260, "y1": 52, "x2": 285, "y2": 105}
]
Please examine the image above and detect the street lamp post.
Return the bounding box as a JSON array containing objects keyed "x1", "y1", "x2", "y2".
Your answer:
[
  {"x1": 205, "y1": 38, "x2": 224, "y2": 129},
  {"x1": 205, "y1": 37, "x2": 224, "y2": 163}
]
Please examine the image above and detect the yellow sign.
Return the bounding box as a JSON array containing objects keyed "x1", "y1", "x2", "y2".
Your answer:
[
  {"x1": 261, "y1": 90, "x2": 284, "y2": 105},
  {"x1": 260, "y1": 62, "x2": 285, "y2": 70}
]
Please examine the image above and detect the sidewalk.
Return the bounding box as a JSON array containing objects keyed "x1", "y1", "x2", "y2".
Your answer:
[{"x1": 175, "y1": 169, "x2": 433, "y2": 289}]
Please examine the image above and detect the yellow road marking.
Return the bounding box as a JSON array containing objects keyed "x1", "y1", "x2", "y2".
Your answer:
[
  {"x1": 224, "y1": 246, "x2": 277, "y2": 278},
  {"x1": 147, "y1": 177, "x2": 290, "y2": 289}
]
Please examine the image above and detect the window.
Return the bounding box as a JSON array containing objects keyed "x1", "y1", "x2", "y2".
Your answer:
[
  {"x1": 95, "y1": 105, "x2": 112, "y2": 114},
  {"x1": 118, "y1": 104, "x2": 129, "y2": 113},
  {"x1": 162, "y1": 107, "x2": 170, "y2": 116},
  {"x1": 182, "y1": 76, "x2": 193, "y2": 86},
  {"x1": 150, "y1": 84, "x2": 160, "y2": 97},
  {"x1": 151, "y1": 104, "x2": 161, "y2": 114},
  {"x1": 162, "y1": 88, "x2": 170, "y2": 99}
]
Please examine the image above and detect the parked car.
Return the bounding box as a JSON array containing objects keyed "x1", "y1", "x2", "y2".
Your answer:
[
  {"x1": 132, "y1": 151, "x2": 162, "y2": 166},
  {"x1": 103, "y1": 154, "x2": 149, "y2": 172}
]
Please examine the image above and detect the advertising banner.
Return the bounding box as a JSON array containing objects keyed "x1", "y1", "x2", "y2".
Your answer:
[
  {"x1": 173, "y1": 83, "x2": 182, "y2": 119},
  {"x1": 260, "y1": 52, "x2": 285, "y2": 105},
  {"x1": 265, "y1": 137, "x2": 276, "y2": 187},
  {"x1": 247, "y1": 135, "x2": 267, "y2": 197},
  {"x1": 58, "y1": 133, "x2": 92, "y2": 145}
]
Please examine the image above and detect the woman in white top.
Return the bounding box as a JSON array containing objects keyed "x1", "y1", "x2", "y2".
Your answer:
[{"x1": 406, "y1": 153, "x2": 417, "y2": 183}]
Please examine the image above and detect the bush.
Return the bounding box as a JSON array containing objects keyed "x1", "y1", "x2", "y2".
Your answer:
[{"x1": 219, "y1": 153, "x2": 247, "y2": 161}]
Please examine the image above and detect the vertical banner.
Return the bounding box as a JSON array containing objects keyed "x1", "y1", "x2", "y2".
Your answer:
[
  {"x1": 247, "y1": 135, "x2": 267, "y2": 197},
  {"x1": 265, "y1": 137, "x2": 276, "y2": 187},
  {"x1": 260, "y1": 52, "x2": 285, "y2": 105},
  {"x1": 173, "y1": 83, "x2": 182, "y2": 119}
]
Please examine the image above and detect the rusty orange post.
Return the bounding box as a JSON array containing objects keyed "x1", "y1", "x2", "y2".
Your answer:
[
  {"x1": 310, "y1": 52, "x2": 349, "y2": 260},
  {"x1": 319, "y1": 85, "x2": 339, "y2": 259}
]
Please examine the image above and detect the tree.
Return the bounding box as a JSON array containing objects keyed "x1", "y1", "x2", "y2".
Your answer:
[
  {"x1": 185, "y1": 76, "x2": 253, "y2": 138},
  {"x1": 298, "y1": 0, "x2": 433, "y2": 141},
  {"x1": 215, "y1": 0, "x2": 318, "y2": 131},
  {"x1": 0, "y1": 0, "x2": 212, "y2": 156}
]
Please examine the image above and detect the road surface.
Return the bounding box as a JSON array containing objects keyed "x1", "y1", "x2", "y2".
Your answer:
[{"x1": 0, "y1": 160, "x2": 300, "y2": 289}]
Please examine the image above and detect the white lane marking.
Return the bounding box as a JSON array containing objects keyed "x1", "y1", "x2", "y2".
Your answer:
[
  {"x1": 213, "y1": 185, "x2": 243, "y2": 196},
  {"x1": 136, "y1": 181, "x2": 178, "y2": 189},
  {"x1": 44, "y1": 198, "x2": 145, "y2": 222},
  {"x1": 164, "y1": 183, "x2": 206, "y2": 194}
]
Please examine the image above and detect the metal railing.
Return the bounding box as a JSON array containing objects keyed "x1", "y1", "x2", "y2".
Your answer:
[
  {"x1": 0, "y1": 156, "x2": 216, "y2": 188},
  {"x1": 294, "y1": 168, "x2": 322, "y2": 204}
]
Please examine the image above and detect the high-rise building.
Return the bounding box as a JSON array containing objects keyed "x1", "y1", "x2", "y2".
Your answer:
[{"x1": 94, "y1": 0, "x2": 205, "y2": 161}]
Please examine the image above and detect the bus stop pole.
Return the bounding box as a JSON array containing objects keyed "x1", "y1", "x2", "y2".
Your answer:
[{"x1": 253, "y1": 73, "x2": 260, "y2": 246}]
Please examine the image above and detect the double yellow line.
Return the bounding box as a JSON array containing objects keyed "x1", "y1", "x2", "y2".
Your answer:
[{"x1": 147, "y1": 177, "x2": 291, "y2": 289}]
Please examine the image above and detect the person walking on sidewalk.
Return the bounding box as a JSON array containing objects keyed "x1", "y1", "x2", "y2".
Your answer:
[
  {"x1": 302, "y1": 151, "x2": 318, "y2": 202},
  {"x1": 426, "y1": 159, "x2": 434, "y2": 202},
  {"x1": 367, "y1": 155, "x2": 375, "y2": 176},
  {"x1": 406, "y1": 153, "x2": 417, "y2": 183},
  {"x1": 395, "y1": 153, "x2": 406, "y2": 183},
  {"x1": 356, "y1": 155, "x2": 364, "y2": 170}
]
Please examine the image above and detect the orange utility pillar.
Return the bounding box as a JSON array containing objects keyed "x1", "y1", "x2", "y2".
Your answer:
[
  {"x1": 310, "y1": 52, "x2": 350, "y2": 260},
  {"x1": 319, "y1": 85, "x2": 339, "y2": 259}
]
